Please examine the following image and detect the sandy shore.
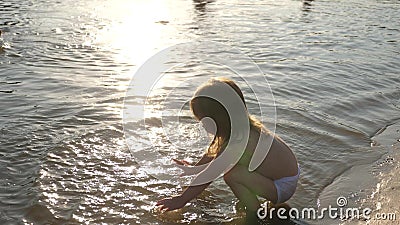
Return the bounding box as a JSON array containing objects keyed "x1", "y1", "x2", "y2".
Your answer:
[{"x1": 368, "y1": 145, "x2": 400, "y2": 225}]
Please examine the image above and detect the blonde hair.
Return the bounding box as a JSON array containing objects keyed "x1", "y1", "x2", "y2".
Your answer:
[{"x1": 190, "y1": 77, "x2": 268, "y2": 157}]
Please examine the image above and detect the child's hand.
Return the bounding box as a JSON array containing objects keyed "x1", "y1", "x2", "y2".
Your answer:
[
  {"x1": 172, "y1": 158, "x2": 191, "y2": 166},
  {"x1": 156, "y1": 196, "x2": 187, "y2": 212}
]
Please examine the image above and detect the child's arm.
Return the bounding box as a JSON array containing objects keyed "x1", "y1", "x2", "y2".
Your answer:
[
  {"x1": 156, "y1": 182, "x2": 211, "y2": 211},
  {"x1": 157, "y1": 154, "x2": 214, "y2": 211},
  {"x1": 194, "y1": 153, "x2": 214, "y2": 166},
  {"x1": 158, "y1": 148, "x2": 230, "y2": 211},
  {"x1": 173, "y1": 154, "x2": 214, "y2": 176},
  {"x1": 174, "y1": 153, "x2": 214, "y2": 166}
]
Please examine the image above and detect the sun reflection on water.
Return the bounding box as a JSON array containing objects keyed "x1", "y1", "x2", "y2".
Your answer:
[{"x1": 92, "y1": 0, "x2": 193, "y2": 65}]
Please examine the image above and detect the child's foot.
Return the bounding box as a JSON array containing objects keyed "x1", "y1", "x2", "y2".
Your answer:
[
  {"x1": 234, "y1": 200, "x2": 246, "y2": 211},
  {"x1": 244, "y1": 210, "x2": 260, "y2": 225}
]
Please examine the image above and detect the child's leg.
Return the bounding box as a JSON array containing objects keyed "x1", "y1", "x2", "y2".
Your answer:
[
  {"x1": 223, "y1": 164, "x2": 278, "y2": 211},
  {"x1": 225, "y1": 178, "x2": 259, "y2": 211}
]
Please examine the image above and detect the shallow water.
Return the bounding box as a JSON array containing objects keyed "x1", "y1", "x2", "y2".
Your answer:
[{"x1": 0, "y1": 0, "x2": 399, "y2": 224}]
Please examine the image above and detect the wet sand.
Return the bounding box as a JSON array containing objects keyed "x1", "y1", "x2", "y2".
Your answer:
[
  {"x1": 367, "y1": 123, "x2": 400, "y2": 224},
  {"x1": 368, "y1": 144, "x2": 400, "y2": 224}
]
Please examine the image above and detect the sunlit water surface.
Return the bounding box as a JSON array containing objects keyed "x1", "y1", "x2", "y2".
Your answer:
[{"x1": 0, "y1": 0, "x2": 399, "y2": 224}]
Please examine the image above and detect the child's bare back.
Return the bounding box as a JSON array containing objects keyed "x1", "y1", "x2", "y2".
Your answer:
[{"x1": 237, "y1": 127, "x2": 298, "y2": 180}]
